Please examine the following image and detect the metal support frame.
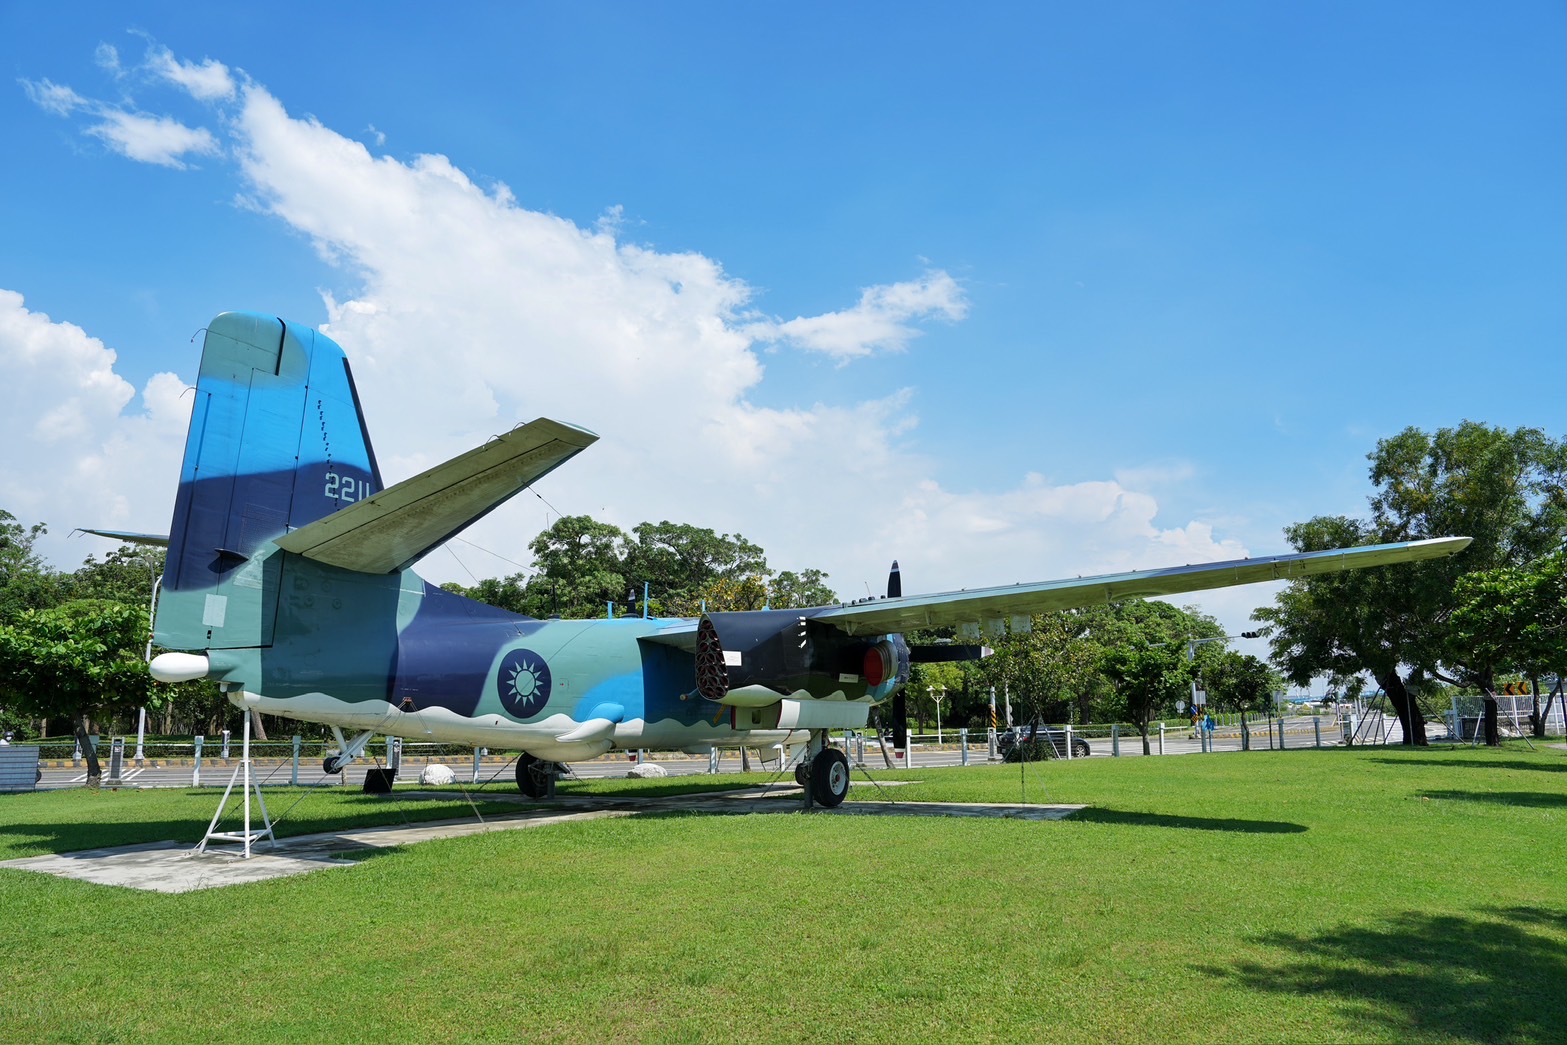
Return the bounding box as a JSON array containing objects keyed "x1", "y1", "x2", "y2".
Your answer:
[{"x1": 195, "y1": 705, "x2": 275, "y2": 859}]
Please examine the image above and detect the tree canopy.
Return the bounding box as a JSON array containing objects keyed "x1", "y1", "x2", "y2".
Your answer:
[
  {"x1": 447, "y1": 514, "x2": 837, "y2": 618},
  {"x1": 0, "y1": 599, "x2": 156, "y2": 784},
  {"x1": 1451, "y1": 550, "x2": 1567, "y2": 681},
  {"x1": 1258, "y1": 422, "x2": 1567, "y2": 745},
  {"x1": 0, "y1": 510, "x2": 67, "y2": 620},
  {"x1": 951, "y1": 600, "x2": 1234, "y2": 753}
]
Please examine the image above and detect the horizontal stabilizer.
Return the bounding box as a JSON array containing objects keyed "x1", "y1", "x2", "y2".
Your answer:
[
  {"x1": 274, "y1": 418, "x2": 598, "y2": 574},
  {"x1": 815, "y1": 537, "x2": 1472, "y2": 637},
  {"x1": 78, "y1": 528, "x2": 170, "y2": 547}
]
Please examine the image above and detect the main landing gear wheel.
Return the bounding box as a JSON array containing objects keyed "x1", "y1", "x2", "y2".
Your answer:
[
  {"x1": 515, "y1": 753, "x2": 554, "y2": 798},
  {"x1": 794, "y1": 763, "x2": 810, "y2": 787},
  {"x1": 810, "y1": 748, "x2": 851, "y2": 808}
]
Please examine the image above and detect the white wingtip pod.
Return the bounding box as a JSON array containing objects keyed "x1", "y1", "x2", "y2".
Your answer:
[{"x1": 149, "y1": 652, "x2": 210, "y2": 683}]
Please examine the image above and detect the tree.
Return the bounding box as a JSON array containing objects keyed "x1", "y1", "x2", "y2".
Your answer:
[
  {"x1": 1258, "y1": 423, "x2": 1567, "y2": 746},
  {"x1": 0, "y1": 509, "x2": 66, "y2": 620},
  {"x1": 70, "y1": 545, "x2": 164, "y2": 607},
  {"x1": 521, "y1": 515, "x2": 629, "y2": 618},
  {"x1": 451, "y1": 516, "x2": 840, "y2": 620},
  {"x1": 768, "y1": 568, "x2": 838, "y2": 609},
  {"x1": 694, "y1": 573, "x2": 770, "y2": 612},
  {"x1": 443, "y1": 573, "x2": 531, "y2": 615},
  {"x1": 906, "y1": 660, "x2": 966, "y2": 732},
  {"x1": 1203, "y1": 649, "x2": 1282, "y2": 730},
  {"x1": 970, "y1": 609, "x2": 1105, "y2": 727},
  {"x1": 623, "y1": 521, "x2": 769, "y2": 615},
  {"x1": 1451, "y1": 550, "x2": 1567, "y2": 738},
  {"x1": 0, "y1": 600, "x2": 156, "y2": 786},
  {"x1": 1096, "y1": 601, "x2": 1200, "y2": 754}
]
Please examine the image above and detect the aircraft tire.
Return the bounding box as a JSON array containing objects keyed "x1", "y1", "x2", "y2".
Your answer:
[
  {"x1": 516, "y1": 753, "x2": 551, "y2": 798},
  {"x1": 322, "y1": 755, "x2": 346, "y2": 775},
  {"x1": 810, "y1": 748, "x2": 850, "y2": 808},
  {"x1": 794, "y1": 763, "x2": 810, "y2": 787}
]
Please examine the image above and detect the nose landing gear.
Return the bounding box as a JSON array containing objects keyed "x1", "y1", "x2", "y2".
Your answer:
[{"x1": 800, "y1": 730, "x2": 851, "y2": 809}]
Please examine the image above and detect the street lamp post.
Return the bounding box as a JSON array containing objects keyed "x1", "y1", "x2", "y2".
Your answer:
[
  {"x1": 135, "y1": 556, "x2": 159, "y2": 765},
  {"x1": 934, "y1": 686, "x2": 945, "y2": 744}
]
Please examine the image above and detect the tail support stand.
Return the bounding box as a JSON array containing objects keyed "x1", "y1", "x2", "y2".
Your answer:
[{"x1": 195, "y1": 695, "x2": 275, "y2": 859}]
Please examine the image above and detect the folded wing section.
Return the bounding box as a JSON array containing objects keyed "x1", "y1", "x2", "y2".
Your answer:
[
  {"x1": 274, "y1": 418, "x2": 598, "y2": 574},
  {"x1": 814, "y1": 536, "x2": 1471, "y2": 637}
]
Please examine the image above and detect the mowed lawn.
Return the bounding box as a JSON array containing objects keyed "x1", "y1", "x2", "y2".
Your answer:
[{"x1": 2, "y1": 744, "x2": 1564, "y2": 1043}]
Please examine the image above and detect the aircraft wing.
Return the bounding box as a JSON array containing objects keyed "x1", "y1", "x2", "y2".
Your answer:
[
  {"x1": 812, "y1": 536, "x2": 1471, "y2": 637},
  {"x1": 274, "y1": 418, "x2": 598, "y2": 574}
]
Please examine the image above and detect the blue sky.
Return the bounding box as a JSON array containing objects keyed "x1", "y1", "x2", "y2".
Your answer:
[{"x1": 2, "y1": 3, "x2": 1563, "y2": 660}]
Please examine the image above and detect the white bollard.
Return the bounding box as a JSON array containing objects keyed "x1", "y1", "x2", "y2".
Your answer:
[
  {"x1": 291, "y1": 735, "x2": 301, "y2": 785},
  {"x1": 1159, "y1": 723, "x2": 1165, "y2": 755},
  {"x1": 192, "y1": 735, "x2": 204, "y2": 787}
]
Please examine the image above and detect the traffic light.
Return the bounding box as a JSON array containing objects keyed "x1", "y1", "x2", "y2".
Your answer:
[{"x1": 1240, "y1": 630, "x2": 1263, "y2": 639}]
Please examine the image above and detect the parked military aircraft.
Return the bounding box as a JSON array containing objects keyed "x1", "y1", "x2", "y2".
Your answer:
[{"x1": 115, "y1": 313, "x2": 1469, "y2": 807}]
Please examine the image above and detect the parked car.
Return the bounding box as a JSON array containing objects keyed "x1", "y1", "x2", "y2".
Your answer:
[{"x1": 998, "y1": 724, "x2": 1090, "y2": 761}]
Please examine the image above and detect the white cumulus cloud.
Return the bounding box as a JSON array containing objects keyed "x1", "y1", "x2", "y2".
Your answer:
[
  {"x1": 11, "y1": 46, "x2": 1261, "y2": 626},
  {"x1": 0, "y1": 292, "x2": 189, "y2": 561},
  {"x1": 750, "y1": 271, "x2": 970, "y2": 361},
  {"x1": 83, "y1": 108, "x2": 220, "y2": 168},
  {"x1": 21, "y1": 78, "x2": 87, "y2": 117},
  {"x1": 25, "y1": 42, "x2": 228, "y2": 169},
  {"x1": 145, "y1": 45, "x2": 235, "y2": 101}
]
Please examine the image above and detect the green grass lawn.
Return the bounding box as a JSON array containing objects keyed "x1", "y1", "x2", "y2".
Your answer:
[{"x1": 2, "y1": 744, "x2": 1564, "y2": 1043}]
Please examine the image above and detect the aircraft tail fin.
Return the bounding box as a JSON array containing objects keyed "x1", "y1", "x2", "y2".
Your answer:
[{"x1": 155, "y1": 313, "x2": 381, "y2": 651}]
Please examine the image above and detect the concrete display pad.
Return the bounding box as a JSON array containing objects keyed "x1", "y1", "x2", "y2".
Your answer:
[{"x1": 0, "y1": 789, "x2": 1085, "y2": 892}]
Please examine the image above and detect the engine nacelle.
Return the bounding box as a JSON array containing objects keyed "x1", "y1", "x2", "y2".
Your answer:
[{"x1": 694, "y1": 609, "x2": 909, "y2": 706}]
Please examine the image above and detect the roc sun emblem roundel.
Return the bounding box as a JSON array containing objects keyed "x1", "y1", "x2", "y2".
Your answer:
[{"x1": 496, "y1": 648, "x2": 552, "y2": 718}]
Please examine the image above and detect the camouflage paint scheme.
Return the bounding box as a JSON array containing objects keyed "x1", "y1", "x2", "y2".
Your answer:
[
  {"x1": 150, "y1": 313, "x2": 1471, "y2": 768},
  {"x1": 153, "y1": 314, "x2": 891, "y2": 762}
]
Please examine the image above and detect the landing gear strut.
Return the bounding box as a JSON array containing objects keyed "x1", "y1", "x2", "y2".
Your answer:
[{"x1": 322, "y1": 727, "x2": 376, "y2": 774}]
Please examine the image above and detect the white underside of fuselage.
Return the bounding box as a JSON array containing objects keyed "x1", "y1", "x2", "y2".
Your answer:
[{"x1": 229, "y1": 689, "x2": 866, "y2": 763}]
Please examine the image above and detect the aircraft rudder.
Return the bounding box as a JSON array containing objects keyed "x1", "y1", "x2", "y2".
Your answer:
[{"x1": 156, "y1": 314, "x2": 382, "y2": 652}]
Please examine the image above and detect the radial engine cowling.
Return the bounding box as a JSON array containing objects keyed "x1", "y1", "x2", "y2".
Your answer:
[{"x1": 695, "y1": 609, "x2": 908, "y2": 706}]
